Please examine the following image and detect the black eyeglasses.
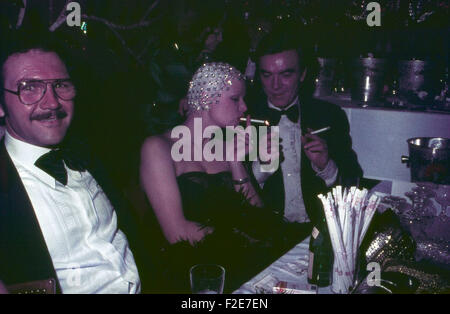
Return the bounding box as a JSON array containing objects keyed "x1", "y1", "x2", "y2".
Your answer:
[{"x1": 3, "y1": 79, "x2": 76, "y2": 105}]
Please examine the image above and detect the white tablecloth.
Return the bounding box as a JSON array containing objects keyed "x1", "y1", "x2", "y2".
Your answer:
[
  {"x1": 233, "y1": 237, "x2": 333, "y2": 294},
  {"x1": 233, "y1": 181, "x2": 449, "y2": 294}
]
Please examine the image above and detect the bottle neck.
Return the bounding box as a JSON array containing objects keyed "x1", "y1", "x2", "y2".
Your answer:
[{"x1": 314, "y1": 217, "x2": 329, "y2": 235}]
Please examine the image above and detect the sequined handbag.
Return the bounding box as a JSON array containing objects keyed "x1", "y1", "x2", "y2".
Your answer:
[{"x1": 359, "y1": 209, "x2": 416, "y2": 267}]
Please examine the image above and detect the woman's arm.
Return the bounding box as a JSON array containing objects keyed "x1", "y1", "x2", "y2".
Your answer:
[
  {"x1": 226, "y1": 124, "x2": 265, "y2": 207},
  {"x1": 229, "y1": 161, "x2": 263, "y2": 207},
  {"x1": 140, "y1": 136, "x2": 211, "y2": 244}
]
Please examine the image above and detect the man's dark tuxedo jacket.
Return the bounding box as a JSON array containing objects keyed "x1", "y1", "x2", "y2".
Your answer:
[
  {"x1": 249, "y1": 93, "x2": 363, "y2": 226},
  {"x1": 0, "y1": 139, "x2": 154, "y2": 293}
]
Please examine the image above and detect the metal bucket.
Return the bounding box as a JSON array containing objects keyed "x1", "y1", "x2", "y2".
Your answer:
[
  {"x1": 313, "y1": 58, "x2": 336, "y2": 97},
  {"x1": 398, "y1": 60, "x2": 434, "y2": 95},
  {"x1": 401, "y1": 137, "x2": 450, "y2": 184},
  {"x1": 350, "y1": 58, "x2": 387, "y2": 104}
]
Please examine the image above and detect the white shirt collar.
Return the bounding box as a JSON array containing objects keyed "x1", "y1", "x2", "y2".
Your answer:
[
  {"x1": 5, "y1": 130, "x2": 57, "y2": 188},
  {"x1": 267, "y1": 96, "x2": 299, "y2": 111}
]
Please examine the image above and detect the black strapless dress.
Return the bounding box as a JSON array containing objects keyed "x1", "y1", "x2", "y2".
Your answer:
[{"x1": 151, "y1": 171, "x2": 311, "y2": 293}]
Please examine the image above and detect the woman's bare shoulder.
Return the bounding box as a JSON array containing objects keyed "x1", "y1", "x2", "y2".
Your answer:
[
  {"x1": 140, "y1": 132, "x2": 177, "y2": 169},
  {"x1": 141, "y1": 132, "x2": 173, "y2": 154}
]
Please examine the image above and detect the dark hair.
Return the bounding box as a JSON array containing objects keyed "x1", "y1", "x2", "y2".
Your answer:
[
  {"x1": 255, "y1": 25, "x2": 311, "y2": 71},
  {"x1": 0, "y1": 29, "x2": 72, "y2": 106},
  {"x1": 254, "y1": 24, "x2": 319, "y2": 99}
]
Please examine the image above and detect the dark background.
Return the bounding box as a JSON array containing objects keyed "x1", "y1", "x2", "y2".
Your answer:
[{"x1": 0, "y1": 0, "x2": 448, "y2": 190}]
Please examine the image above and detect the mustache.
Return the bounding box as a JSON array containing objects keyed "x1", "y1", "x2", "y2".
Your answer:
[{"x1": 31, "y1": 110, "x2": 68, "y2": 121}]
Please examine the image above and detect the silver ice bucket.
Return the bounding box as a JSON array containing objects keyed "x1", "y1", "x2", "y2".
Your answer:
[
  {"x1": 401, "y1": 137, "x2": 450, "y2": 184},
  {"x1": 398, "y1": 60, "x2": 435, "y2": 95},
  {"x1": 350, "y1": 58, "x2": 387, "y2": 104},
  {"x1": 313, "y1": 58, "x2": 336, "y2": 97}
]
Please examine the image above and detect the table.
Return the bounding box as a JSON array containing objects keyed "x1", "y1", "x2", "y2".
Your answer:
[
  {"x1": 233, "y1": 180, "x2": 449, "y2": 294},
  {"x1": 233, "y1": 236, "x2": 333, "y2": 294},
  {"x1": 231, "y1": 180, "x2": 391, "y2": 294}
]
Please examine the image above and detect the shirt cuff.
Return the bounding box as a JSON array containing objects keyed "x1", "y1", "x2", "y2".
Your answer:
[{"x1": 311, "y1": 159, "x2": 338, "y2": 187}]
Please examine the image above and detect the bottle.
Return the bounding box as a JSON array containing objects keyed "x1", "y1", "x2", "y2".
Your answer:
[{"x1": 307, "y1": 219, "x2": 334, "y2": 287}]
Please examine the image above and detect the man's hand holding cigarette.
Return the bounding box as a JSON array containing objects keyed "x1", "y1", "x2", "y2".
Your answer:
[{"x1": 301, "y1": 127, "x2": 330, "y2": 171}]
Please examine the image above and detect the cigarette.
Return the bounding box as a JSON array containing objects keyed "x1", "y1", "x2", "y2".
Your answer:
[
  {"x1": 309, "y1": 126, "x2": 331, "y2": 135},
  {"x1": 240, "y1": 118, "x2": 270, "y2": 126}
]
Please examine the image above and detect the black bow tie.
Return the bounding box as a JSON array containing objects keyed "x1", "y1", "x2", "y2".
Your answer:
[
  {"x1": 34, "y1": 149, "x2": 87, "y2": 185},
  {"x1": 267, "y1": 105, "x2": 299, "y2": 125}
]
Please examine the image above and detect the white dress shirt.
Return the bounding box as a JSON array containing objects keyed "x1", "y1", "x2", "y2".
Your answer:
[
  {"x1": 253, "y1": 97, "x2": 338, "y2": 223},
  {"x1": 5, "y1": 132, "x2": 141, "y2": 294}
]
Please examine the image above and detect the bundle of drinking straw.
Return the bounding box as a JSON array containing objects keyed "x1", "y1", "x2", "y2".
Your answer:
[{"x1": 318, "y1": 186, "x2": 381, "y2": 293}]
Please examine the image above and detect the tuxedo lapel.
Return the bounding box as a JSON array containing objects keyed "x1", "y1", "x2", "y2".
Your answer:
[
  {"x1": 251, "y1": 92, "x2": 361, "y2": 225},
  {"x1": 299, "y1": 96, "x2": 313, "y2": 134},
  {"x1": 299, "y1": 99, "x2": 335, "y2": 225},
  {"x1": 253, "y1": 95, "x2": 326, "y2": 222},
  {"x1": 0, "y1": 141, "x2": 59, "y2": 289}
]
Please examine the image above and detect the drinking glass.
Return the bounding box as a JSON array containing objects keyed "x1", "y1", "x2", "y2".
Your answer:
[
  {"x1": 405, "y1": 184, "x2": 436, "y2": 220},
  {"x1": 190, "y1": 264, "x2": 225, "y2": 294}
]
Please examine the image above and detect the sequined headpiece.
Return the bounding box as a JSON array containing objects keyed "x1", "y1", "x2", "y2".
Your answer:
[{"x1": 187, "y1": 62, "x2": 244, "y2": 112}]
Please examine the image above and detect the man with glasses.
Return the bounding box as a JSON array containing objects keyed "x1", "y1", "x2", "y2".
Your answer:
[{"x1": 0, "y1": 38, "x2": 145, "y2": 293}]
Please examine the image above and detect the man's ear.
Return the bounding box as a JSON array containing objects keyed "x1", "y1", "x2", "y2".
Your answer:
[
  {"x1": 300, "y1": 68, "x2": 307, "y2": 83},
  {"x1": 0, "y1": 103, "x2": 4, "y2": 118}
]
